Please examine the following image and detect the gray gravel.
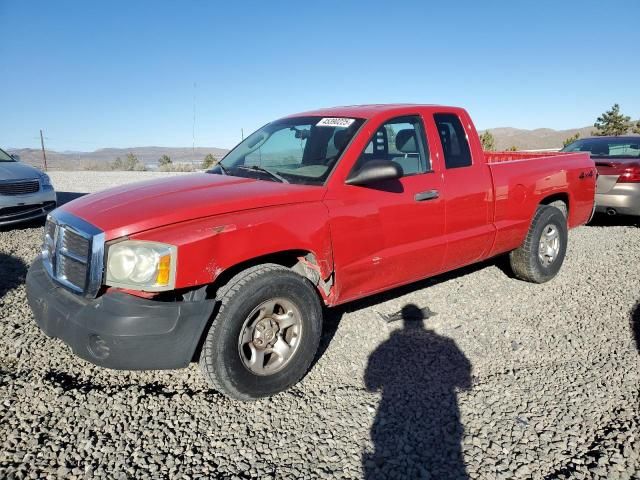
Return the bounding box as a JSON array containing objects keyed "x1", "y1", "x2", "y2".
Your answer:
[
  {"x1": 46, "y1": 171, "x2": 190, "y2": 195},
  {"x1": 1, "y1": 171, "x2": 639, "y2": 479}
]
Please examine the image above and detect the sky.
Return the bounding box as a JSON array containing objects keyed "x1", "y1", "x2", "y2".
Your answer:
[{"x1": 1, "y1": 0, "x2": 639, "y2": 152}]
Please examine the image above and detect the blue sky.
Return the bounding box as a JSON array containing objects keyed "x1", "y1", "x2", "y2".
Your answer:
[{"x1": 1, "y1": 0, "x2": 639, "y2": 151}]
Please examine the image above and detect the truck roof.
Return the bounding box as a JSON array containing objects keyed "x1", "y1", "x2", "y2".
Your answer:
[{"x1": 286, "y1": 104, "x2": 460, "y2": 120}]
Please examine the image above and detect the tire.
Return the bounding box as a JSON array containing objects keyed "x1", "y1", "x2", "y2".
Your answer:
[
  {"x1": 199, "y1": 263, "x2": 323, "y2": 401},
  {"x1": 509, "y1": 205, "x2": 568, "y2": 283}
]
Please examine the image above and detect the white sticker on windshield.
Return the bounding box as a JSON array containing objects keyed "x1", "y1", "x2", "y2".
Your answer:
[{"x1": 316, "y1": 117, "x2": 355, "y2": 128}]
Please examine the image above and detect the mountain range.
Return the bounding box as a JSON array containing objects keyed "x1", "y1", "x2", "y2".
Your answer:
[
  {"x1": 478, "y1": 125, "x2": 599, "y2": 151},
  {"x1": 7, "y1": 124, "x2": 639, "y2": 169},
  {"x1": 6, "y1": 146, "x2": 229, "y2": 170}
]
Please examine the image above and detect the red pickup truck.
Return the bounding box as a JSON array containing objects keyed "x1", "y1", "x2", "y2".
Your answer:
[{"x1": 26, "y1": 105, "x2": 596, "y2": 400}]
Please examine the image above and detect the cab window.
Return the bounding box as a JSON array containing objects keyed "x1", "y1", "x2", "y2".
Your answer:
[
  {"x1": 353, "y1": 116, "x2": 430, "y2": 176},
  {"x1": 244, "y1": 125, "x2": 309, "y2": 167},
  {"x1": 434, "y1": 113, "x2": 472, "y2": 169},
  {"x1": 218, "y1": 116, "x2": 365, "y2": 185}
]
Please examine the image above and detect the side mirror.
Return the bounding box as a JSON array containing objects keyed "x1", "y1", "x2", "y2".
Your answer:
[{"x1": 346, "y1": 159, "x2": 403, "y2": 186}]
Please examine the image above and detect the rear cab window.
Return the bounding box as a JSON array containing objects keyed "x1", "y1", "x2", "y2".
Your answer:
[
  {"x1": 352, "y1": 115, "x2": 431, "y2": 177},
  {"x1": 434, "y1": 113, "x2": 472, "y2": 169}
]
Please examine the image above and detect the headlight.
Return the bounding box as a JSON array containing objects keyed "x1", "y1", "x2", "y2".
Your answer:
[
  {"x1": 40, "y1": 172, "x2": 52, "y2": 187},
  {"x1": 105, "y1": 240, "x2": 177, "y2": 291}
]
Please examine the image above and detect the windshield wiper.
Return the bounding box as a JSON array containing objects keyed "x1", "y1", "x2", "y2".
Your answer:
[{"x1": 235, "y1": 165, "x2": 289, "y2": 183}]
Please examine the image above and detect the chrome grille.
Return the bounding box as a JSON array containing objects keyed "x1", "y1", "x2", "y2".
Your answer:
[
  {"x1": 42, "y1": 211, "x2": 105, "y2": 297},
  {"x1": 56, "y1": 228, "x2": 90, "y2": 290},
  {"x1": 57, "y1": 254, "x2": 88, "y2": 289},
  {"x1": 0, "y1": 179, "x2": 40, "y2": 195},
  {"x1": 61, "y1": 228, "x2": 90, "y2": 260}
]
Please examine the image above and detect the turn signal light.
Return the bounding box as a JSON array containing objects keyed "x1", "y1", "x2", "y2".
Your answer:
[{"x1": 156, "y1": 254, "x2": 172, "y2": 286}]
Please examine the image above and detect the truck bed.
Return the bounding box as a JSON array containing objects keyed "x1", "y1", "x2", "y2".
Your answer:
[
  {"x1": 484, "y1": 150, "x2": 595, "y2": 257},
  {"x1": 485, "y1": 150, "x2": 568, "y2": 163}
]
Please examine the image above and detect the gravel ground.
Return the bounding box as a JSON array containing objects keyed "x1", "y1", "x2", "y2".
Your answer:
[
  {"x1": 47, "y1": 171, "x2": 191, "y2": 200},
  {"x1": 1, "y1": 172, "x2": 639, "y2": 479}
]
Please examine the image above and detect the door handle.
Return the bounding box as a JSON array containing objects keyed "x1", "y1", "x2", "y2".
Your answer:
[{"x1": 414, "y1": 190, "x2": 439, "y2": 202}]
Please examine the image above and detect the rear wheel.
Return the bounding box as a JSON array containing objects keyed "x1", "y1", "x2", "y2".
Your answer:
[
  {"x1": 199, "y1": 264, "x2": 323, "y2": 401},
  {"x1": 509, "y1": 205, "x2": 568, "y2": 283}
]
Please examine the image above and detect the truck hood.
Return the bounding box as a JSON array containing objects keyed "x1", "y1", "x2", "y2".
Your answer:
[
  {"x1": 0, "y1": 161, "x2": 42, "y2": 181},
  {"x1": 61, "y1": 173, "x2": 325, "y2": 239}
]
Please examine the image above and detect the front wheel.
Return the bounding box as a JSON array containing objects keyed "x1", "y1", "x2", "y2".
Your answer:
[
  {"x1": 199, "y1": 264, "x2": 323, "y2": 401},
  {"x1": 509, "y1": 205, "x2": 568, "y2": 283}
]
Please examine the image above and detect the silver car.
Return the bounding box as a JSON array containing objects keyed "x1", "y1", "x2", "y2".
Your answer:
[
  {"x1": 0, "y1": 148, "x2": 57, "y2": 226},
  {"x1": 562, "y1": 136, "x2": 640, "y2": 216}
]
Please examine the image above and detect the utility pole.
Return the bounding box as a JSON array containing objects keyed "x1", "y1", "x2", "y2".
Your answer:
[
  {"x1": 192, "y1": 82, "x2": 196, "y2": 168},
  {"x1": 241, "y1": 128, "x2": 244, "y2": 141},
  {"x1": 40, "y1": 129, "x2": 48, "y2": 171}
]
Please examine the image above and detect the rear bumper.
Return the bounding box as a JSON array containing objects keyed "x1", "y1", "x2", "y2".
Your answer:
[
  {"x1": 26, "y1": 257, "x2": 215, "y2": 370},
  {"x1": 595, "y1": 183, "x2": 640, "y2": 216},
  {"x1": 0, "y1": 186, "x2": 57, "y2": 225}
]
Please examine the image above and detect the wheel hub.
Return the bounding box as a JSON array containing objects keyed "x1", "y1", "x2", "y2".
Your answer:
[
  {"x1": 538, "y1": 224, "x2": 560, "y2": 266},
  {"x1": 253, "y1": 318, "x2": 279, "y2": 347},
  {"x1": 238, "y1": 298, "x2": 303, "y2": 376}
]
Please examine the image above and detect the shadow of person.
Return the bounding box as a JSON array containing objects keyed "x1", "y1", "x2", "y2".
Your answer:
[{"x1": 363, "y1": 304, "x2": 472, "y2": 480}]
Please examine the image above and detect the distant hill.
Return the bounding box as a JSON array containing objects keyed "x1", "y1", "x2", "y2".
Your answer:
[
  {"x1": 8, "y1": 124, "x2": 640, "y2": 169},
  {"x1": 6, "y1": 146, "x2": 229, "y2": 170},
  {"x1": 478, "y1": 125, "x2": 603, "y2": 151}
]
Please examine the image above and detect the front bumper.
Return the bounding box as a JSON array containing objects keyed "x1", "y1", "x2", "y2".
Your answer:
[
  {"x1": 0, "y1": 186, "x2": 57, "y2": 225},
  {"x1": 595, "y1": 183, "x2": 640, "y2": 216},
  {"x1": 26, "y1": 257, "x2": 215, "y2": 370}
]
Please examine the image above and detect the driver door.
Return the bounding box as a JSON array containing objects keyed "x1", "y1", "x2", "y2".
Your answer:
[{"x1": 325, "y1": 114, "x2": 447, "y2": 303}]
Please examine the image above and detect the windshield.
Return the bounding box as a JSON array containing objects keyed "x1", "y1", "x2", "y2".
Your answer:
[
  {"x1": 0, "y1": 148, "x2": 15, "y2": 162},
  {"x1": 562, "y1": 137, "x2": 640, "y2": 158},
  {"x1": 213, "y1": 116, "x2": 365, "y2": 185}
]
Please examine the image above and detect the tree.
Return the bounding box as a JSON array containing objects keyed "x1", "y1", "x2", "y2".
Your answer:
[
  {"x1": 507, "y1": 145, "x2": 518, "y2": 152},
  {"x1": 592, "y1": 104, "x2": 631, "y2": 136},
  {"x1": 201, "y1": 153, "x2": 217, "y2": 170},
  {"x1": 111, "y1": 153, "x2": 144, "y2": 171},
  {"x1": 158, "y1": 154, "x2": 172, "y2": 167},
  {"x1": 124, "y1": 153, "x2": 142, "y2": 170},
  {"x1": 111, "y1": 156, "x2": 123, "y2": 170},
  {"x1": 634, "y1": 120, "x2": 640, "y2": 135},
  {"x1": 562, "y1": 132, "x2": 580, "y2": 147},
  {"x1": 480, "y1": 131, "x2": 496, "y2": 151}
]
